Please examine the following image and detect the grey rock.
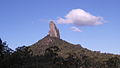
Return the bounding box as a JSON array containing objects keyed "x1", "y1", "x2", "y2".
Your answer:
[{"x1": 49, "y1": 21, "x2": 60, "y2": 38}]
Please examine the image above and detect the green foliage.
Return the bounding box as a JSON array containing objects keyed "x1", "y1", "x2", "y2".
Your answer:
[
  {"x1": 0, "y1": 38, "x2": 13, "y2": 68},
  {"x1": 1, "y1": 36, "x2": 120, "y2": 68},
  {"x1": 106, "y1": 57, "x2": 120, "y2": 68},
  {"x1": 0, "y1": 38, "x2": 13, "y2": 59},
  {"x1": 0, "y1": 38, "x2": 4, "y2": 59},
  {"x1": 45, "y1": 46, "x2": 60, "y2": 57},
  {"x1": 1, "y1": 45, "x2": 120, "y2": 68}
]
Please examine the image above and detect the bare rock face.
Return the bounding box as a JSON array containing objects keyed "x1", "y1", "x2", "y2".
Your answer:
[{"x1": 49, "y1": 21, "x2": 60, "y2": 38}]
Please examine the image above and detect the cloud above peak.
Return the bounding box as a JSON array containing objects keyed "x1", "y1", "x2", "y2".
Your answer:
[{"x1": 57, "y1": 9, "x2": 103, "y2": 26}]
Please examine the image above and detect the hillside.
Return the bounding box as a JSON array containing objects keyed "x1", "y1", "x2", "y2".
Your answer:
[
  {"x1": 0, "y1": 21, "x2": 120, "y2": 68},
  {"x1": 29, "y1": 21, "x2": 120, "y2": 60},
  {"x1": 29, "y1": 34, "x2": 120, "y2": 61}
]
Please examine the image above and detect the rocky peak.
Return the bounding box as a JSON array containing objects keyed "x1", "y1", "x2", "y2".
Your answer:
[{"x1": 48, "y1": 21, "x2": 60, "y2": 38}]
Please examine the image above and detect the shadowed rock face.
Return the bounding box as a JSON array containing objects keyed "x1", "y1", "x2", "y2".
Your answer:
[{"x1": 49, "y1": 21, "x2": 60, "y2": 38}]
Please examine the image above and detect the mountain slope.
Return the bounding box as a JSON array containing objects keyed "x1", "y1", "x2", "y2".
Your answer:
[
  {"x1": 27, "y1": 21, "x2": 120, "y2": 68},
  {"x1": 29, "y1": 35, "x2": 120, "y2": 62}
]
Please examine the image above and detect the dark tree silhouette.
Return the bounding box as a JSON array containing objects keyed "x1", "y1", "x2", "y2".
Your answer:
[
  {"x1": 45, "y1": 46, "x2": 60, "y2": 57},
  {"x1": 106, "y1": 57, "x2": 120, "y2": 68},
  {"x1": 0, "y1": 38, "x2": 13, "y2": 59},
  {"x1": 0, "y1": 38, "x2": 4, "y2": 59},
  {"x1": 0, "y1": 38, "x2": 13, "y2": 68}
]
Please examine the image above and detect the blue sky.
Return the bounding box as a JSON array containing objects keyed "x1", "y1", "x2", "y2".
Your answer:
[{"x1": 0, "y1": 0, "x2": 120, "y2": 54}]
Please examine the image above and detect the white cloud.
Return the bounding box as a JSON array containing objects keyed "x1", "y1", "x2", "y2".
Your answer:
[
  {"x1": 57, "y1": 9, "x2": 103, "y2": 26},
  {"x1": 70, "y1": 26, "x2": 82, "y2": 32}
]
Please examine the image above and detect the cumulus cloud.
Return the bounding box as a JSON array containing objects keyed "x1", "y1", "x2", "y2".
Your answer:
[
  {"x1": 70, "y1": 26, "x2": 82, "y2": 32},
  {"x1": 57, "y1": 9, "x2": 103, "y2": 26},
  {"x1": 57, "y1": 9, "x2": 104, "y2": 32}
]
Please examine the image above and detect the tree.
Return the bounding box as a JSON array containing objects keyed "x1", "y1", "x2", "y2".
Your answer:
[
  {"x1": 0, "y1": 38, "x2": 13, "y2": 68},
  {"x1": 0, "y1": 38, "x2": 4, "y2": 59},
  {"x1": 106, "y1": 57, "x2": 120, "y2": 68},
  {"x1": 1, "y1": 46, "x2": 33, "y2": 68},
  {"x1": 44, "y1": 46, "x2": 60, "y2": 57},
  {"x1": 44, "y1": 46, "x2": 65, "y2": 68},
  {"x1": 0, "y1": 38, "x2": 13, "y2": 59},
  {"x1": 63, "y1": 53, "x2": 82, "y2": 68},
  {"x1": 13, "y1": 46, "x2": 33, "y2": 65}
]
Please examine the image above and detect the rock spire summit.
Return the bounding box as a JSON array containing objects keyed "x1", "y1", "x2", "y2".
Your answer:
[{"x1": 48, "y1": 21, "x2": 60, "y2": 38}]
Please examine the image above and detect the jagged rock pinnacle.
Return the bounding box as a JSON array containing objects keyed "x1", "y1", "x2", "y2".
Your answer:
[{"x1": 48, "y1": 21, "x2": 60, "y2": 38}]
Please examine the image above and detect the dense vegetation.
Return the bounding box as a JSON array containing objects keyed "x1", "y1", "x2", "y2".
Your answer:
[{"x1": 0, "y1": 37, "x2": 120, "y2": 68}]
